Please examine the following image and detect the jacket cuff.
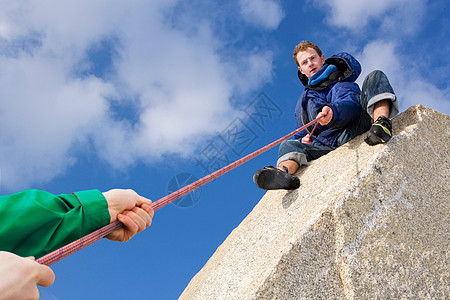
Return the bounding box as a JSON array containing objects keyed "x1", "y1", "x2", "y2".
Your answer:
[{"x1": 72, "y1": 190, "x2": 111, "y2": 230}]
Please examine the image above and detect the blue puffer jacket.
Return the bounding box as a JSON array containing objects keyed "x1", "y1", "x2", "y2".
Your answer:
[{"x1": 293, "y1": 52, "x2": 362, "y2": 147}]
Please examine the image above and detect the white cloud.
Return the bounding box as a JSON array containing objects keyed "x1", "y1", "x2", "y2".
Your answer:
[
  {"x1": 0, "y1": 47, "x2": 116, "y2": 187},
  {"x1": 355, "y1": 41, "x2": 401, "y2": 87},
  {"x1": 398, "y1": 80, "x2": 450, "y2": 115},
  {"x1": 239, "y1": 0, "x2": 284, "y2": 30},
  {"x1": 317, "y1": 0, "x2": 449, "y2": 115},
  {"x1": 356, "y1": 41, "x2": 450, "y2": 116},
  {"x1": 0, "y1": 1, "x2": 278, "y2": 190},
  {"x1": 323, "y1": 0, "x2": 391, "y2": 28},
  {"x1": 320, "y1": 0, "x2": 425, "y2": 34}
]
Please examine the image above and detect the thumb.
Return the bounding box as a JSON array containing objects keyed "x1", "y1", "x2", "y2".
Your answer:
[
  {"x1": 135, "y1": 195, "x2": 152, "y2": 207},
  {"x1": 36, "y1": 264, "x2": 56, "y2": 287}
]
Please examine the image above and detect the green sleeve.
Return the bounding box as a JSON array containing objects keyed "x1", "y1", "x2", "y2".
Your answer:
[{"x1": 0, "y1": 189, "x2": 111, "y2": 258}]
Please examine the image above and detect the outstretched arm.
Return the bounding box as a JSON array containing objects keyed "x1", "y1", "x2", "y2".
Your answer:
[{"x1": 0, "y1": 188, "x2": 154, "y2": 258}]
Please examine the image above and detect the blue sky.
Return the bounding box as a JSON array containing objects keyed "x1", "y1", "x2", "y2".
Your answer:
[{"x1": 0, "y1": 0, "x2": 448, "y2": 299}]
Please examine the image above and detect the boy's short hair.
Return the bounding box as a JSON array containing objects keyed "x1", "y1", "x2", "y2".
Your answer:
[{"x1": 293, "y1": 41, "x2": 323, "y2": 66}]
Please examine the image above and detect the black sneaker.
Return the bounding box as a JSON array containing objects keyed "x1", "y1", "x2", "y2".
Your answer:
[
  {"x1": 364, "y1": 116, "x2": 392, "y2": 145},
  {"x1": 253, "y1": 166, "x2": 300, "y2": 190}
]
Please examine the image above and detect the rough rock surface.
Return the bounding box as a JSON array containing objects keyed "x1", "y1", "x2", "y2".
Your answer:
[{"x1": 180, "y1": 105, "x2": 450, "y2": 300}]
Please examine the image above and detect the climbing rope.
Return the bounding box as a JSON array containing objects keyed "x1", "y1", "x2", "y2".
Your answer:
[{"x1": 37, "y1": 117, "x2": 320, "y2": 266}]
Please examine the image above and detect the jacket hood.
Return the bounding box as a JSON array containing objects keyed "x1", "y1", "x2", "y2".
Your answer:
[{"x1": 297, "y1": 52, "x2": 361, "y2": 89}]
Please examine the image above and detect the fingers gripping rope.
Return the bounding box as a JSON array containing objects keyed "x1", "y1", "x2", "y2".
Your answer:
[{"x1": 37, "y1": 117, "x2": 321, "y2": 266}]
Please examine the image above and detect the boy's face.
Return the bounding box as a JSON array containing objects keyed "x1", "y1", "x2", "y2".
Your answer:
[{"x1": 296, "y1": 48, "x2": 326, "y2": 79}]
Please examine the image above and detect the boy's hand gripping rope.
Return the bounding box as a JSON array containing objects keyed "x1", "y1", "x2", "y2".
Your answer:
[{"x1": 36, "y1": 117, "x2": 320, "y2": 266}]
